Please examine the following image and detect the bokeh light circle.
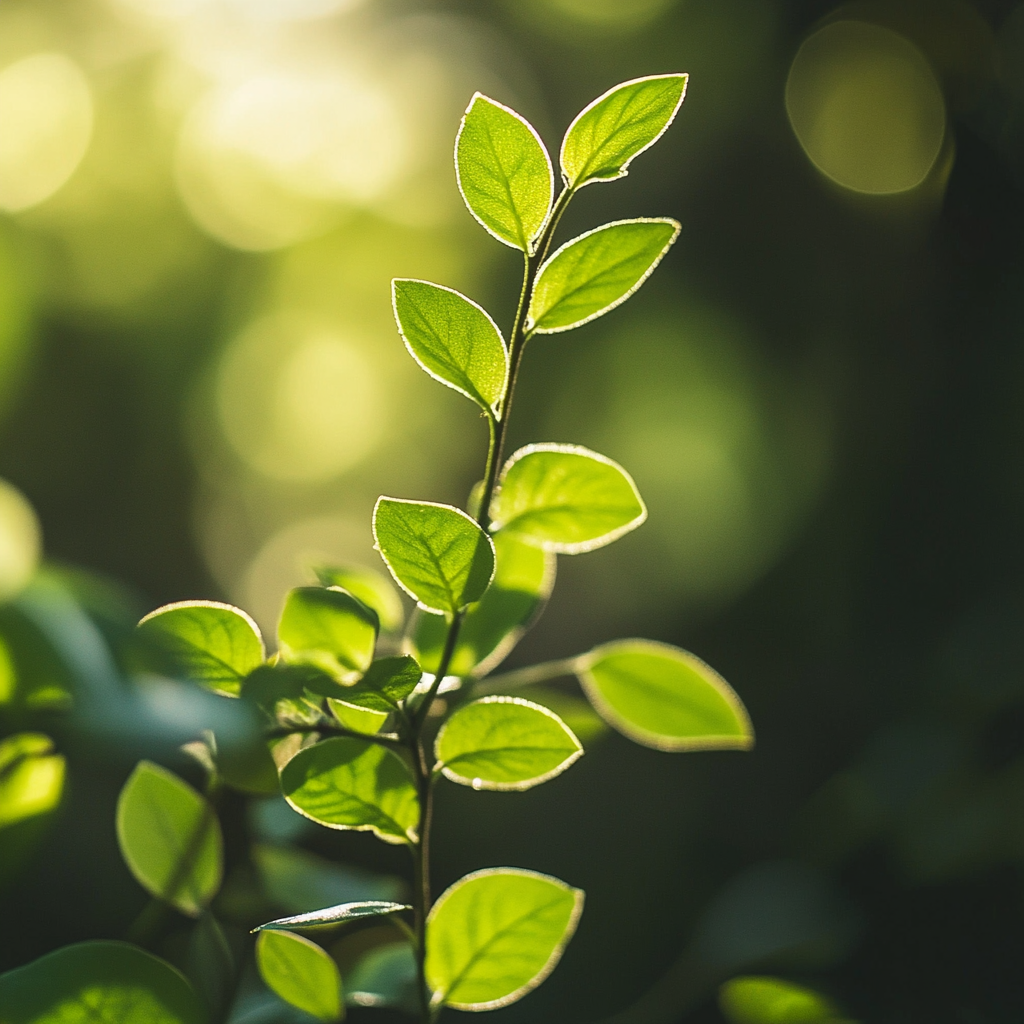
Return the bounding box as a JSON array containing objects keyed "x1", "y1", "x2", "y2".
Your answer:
[
  {"x1": 786, "y1": 21, "x2": 946, "y2": 195},
  {"x1": 0, "y1": 479, "x2": 41, "y2": 601}
]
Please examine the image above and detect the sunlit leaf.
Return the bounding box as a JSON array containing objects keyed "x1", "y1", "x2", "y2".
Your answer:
[
  {"x1": 577, "y1": 640, "x2": 753, "y2": 751},
  {"x1": 373, "y1": 498, "x2": 495, "y2": 615},
  {"x1": 256, "y1": 930, "x2": 343, "y2": 1021},
  {"x1": 528, "y1": 218, "x2": 679, "y2": 334},
  {"x1": 0, "y1": 732, "x2": 64, "y2": 829},
  {"x1": 719, "y1": 975, "x2": 847, "y2": 1024},
  {"x1": 116, "y1": 761, "x2": 222, "y2": 916},
  {"x1": 328, "y1": 701, "x2": 389, "y2": 736},
  {"x1": 255, "y1": 900, "x2": 411, "y2": 933},
  {"x1": 561, "y1": 74, "x2": 688, "y2": 189},
  {"x1": 315, "y1": 565, "x2": 404, "y2": 635},
  {"x1": 280, "y1": 737, "x2": 418, "y2": 845},
  {"x1": 490, "y1": 444, "x2": 646, "y2": 554},
  {"x1": 516, "y1": 686, "x2": 609, "y2": 747},
  {"x1": 0, "y1": 941, "x2": 204, "y2": 1024},
  {"x1": 242, "y1": 662, "x2": 342, "y2": 724},
  {"x1": 426, "y1": 868, "x2": 584, "y2": 1010},
  {"x1": 329, "y1": 656, "x2": 421, "y2": 716},
  {"x1": 278, "y1": 587, "x2": 378, "y2": 682},
  {"x1": 393, "y1": 279, "x2": 508, "y2": 416},
  {"x1": 455, "y1": 93, "x2": 554, "y2": 252}
]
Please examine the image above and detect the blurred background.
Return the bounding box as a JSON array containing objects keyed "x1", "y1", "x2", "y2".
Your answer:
[{"x1": 1, "y1": 0, "x2": 1023, "y2": 1020}]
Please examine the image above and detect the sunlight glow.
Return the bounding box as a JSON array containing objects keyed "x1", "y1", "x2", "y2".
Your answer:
[{"x1": 0, "y1": 480, "x2": 41, "y2": 601}]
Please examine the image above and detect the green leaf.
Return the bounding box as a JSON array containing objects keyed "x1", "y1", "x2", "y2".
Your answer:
[
  {"x1": 719, "y1": 976, "x2": 847, "y2": 1024},
  {"x1": 242, "y1": 663, "x2": 344, "y2": 724},
  {"x1": 345, "y1": 943, "x2": 417, "y2": 1011},
  {"x1": 412, "y1": 531, "x2": 554, "y2": 678},
  {"x1": 328, "y1": 701, "x2": 389, "y2": 736},
  {"x1": 0, "y1": 732, "x2": 64, "y2": 829},
  {"x1": 373, "y1": 498, "x2": 495, "y2": 615},
  {"x1": 490, "y1": 444, "x2": 646, "y2": 554},
  {"x1": 392, "y1": 279, "x2": 508, "y2": 417},
  {"x1": 561, "y1": 73, "x2": 689, "y2": 189},
  {"x1": 185, "y1": 913, "x2": 234, "y2": 1021},
  {"x1": 436, "y1": 697, "x2": 582, "y2": 791},
  {"x1": 116, "y1": 760, "x2": 223, "y2": 917},
  {"x1": 455, "y1": 93, "x2": 554, "y2": 252},
  {"x1": 329, "y1": 656, "x2": 422, "y2": 716},
  {"x1": 528, "y1": 218, "x2": 679, "y2": 334},
  {"x1": 426, "y1": 867, "x2": 584, "y2": 1010},
  {"x1": 280, "y1": 737, "x2": 418, "y2": 845},
  {"x1": 314, "y1": 565, "x2": 405, "y2": 634},
  {"x1": 256, "y1": 930, "x2": 343, "y2": 1022},
  {"x1": 577, "y1": 640, "x2": 754, "y2": 751},
  {"x1": 516, "y1": 686, "x2": 609, "y2": 747},
  {"x1": 278, "y1": 587, "x2": 378, "y2": 682},
  {"x1": 255, "y1": 900, "x2": 412, "y2": 933},
  {"x1": 0, "y1": 941, "x2": 205, "y2": 1024},
  {"x1": 137, "y1": 600, "x2": 265, "y2": 697}
]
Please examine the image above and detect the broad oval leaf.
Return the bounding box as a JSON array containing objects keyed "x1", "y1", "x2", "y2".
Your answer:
[
  {"x1": 116, "y1": 761, "x2": 222, "y2": 917},
  {"x1": 280, "y1": 737, "x2": 418, "y2": 845},
  {"x1": 255, "y1": 900, "x2": 412, "y2": 933},
  {"x1": 137, "y1": 600, "x2": 265, "y2": 697},
  {"x1": 256, "y1": 930, "x2": 343, "y2": 1022},
  {"x1": 561, "y1": 73, "x2": 689, "y2": 189},
  {"x1": 330, "y1": 656, "x2": 422, "y2": 716},
  {"x1": 373, "y1": 498, "x2": 495, "y2": 615},
  {"x1": 455, "y1": 93, "x2": 554, "y2": 252},
  {"x1": 528, "y1": 218, "x2": 679, "y2": 334},
  {"x1": 412, "y1": 531, "x2": 554, "y2": 678},
  {"x1": 426, "y1": 867, "x2": 584, "y2": 1010},
  {"x1": 0, "y1": 941, "x2": 205, "y2": 1024},
  {"x1": 490, "y1": 444, "x2": 646, "y2": 554},
  {"x1": 719, "y1": 975, "x2": 843, "y2": 1024},
  {"x1": 393, "y1": 279, "x2": 508, "y2": 416},
  {"x1": 278, "y1": 587, "x2": 378, "y2": 682},
  {"x1": 315, "y1": 565, "x2": 405, "y2": 634},
  {"x1": 436, "y1": 696, "x2": 582, "y2": 791},
  {"x1": 577, "y1": 640, "x2": 753, "y2": 751}
]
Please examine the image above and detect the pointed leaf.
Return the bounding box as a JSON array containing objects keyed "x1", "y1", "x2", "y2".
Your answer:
[
  {"x1": 528, "y1": 218, "x2": 679, "y2": 334},
  {"x1": 0, "y1": 941, "x2": 205, "y2": 1024},
  {"x1": 577, "y1": 640, "x2": 754, "y2": 751},
  {"x1": 426, "y1": 868, "x2": 584, "y2": 1010},
  {"x1": 137, "y1": 600, "x2": 265, "y2": 696},
  {"x1": 255, "y1": 900, "x2": 412, "y2": 933},
  {"x1": 561, "y1": 73, "x2": 689, "y2": 188},
  {"x1": 315, "y1": 565, "x2": 405, "y2": 634},
  {"x1": 256, "y1": 930, "x2": 343, "y2": 1021},
  {"x1": 436, "y1": 696, "x2": 582, "y2": 791},
  {"x1": 719, "y1": 975, "x2": 844, "y2": 1024},
  {"x1": 116, "y1": 761, "x2": 222, "y2": 917},
  {"x1": 393, "y1": 279, "x2": 508, "y2": 416},
  {"x1": 373, "y1": 498, "x2": 495, "y2": 614},
  {"x1": 278, "y1": 587, "x2": 378, "y2": 682},
  {"x1": 329, "y1": 656, "x2": 422, "y2": 715},
  {"x1": 280, "y1": 737, "x2": 418, "y2": 845},
  {"x1": 491, "y1": 444, "x2": 646, "y2": 554},
  {"x1": 455, "y1": 93, "x2": 554, "y2": 252}
]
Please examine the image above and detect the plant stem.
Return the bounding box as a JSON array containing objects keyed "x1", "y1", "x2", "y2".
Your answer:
[{"x1": 474, "y1": 656, "x2": 582, "y2": 695}]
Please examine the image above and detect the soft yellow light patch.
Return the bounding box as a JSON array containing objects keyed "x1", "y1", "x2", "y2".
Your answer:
[{"x1": 0, "y1": 479, "x2": 41, "y2": 602}]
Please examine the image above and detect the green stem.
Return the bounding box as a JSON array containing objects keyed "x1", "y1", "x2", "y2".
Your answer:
[{"x1": 474, "y1": 656, "x2": 582, "y2": 695}]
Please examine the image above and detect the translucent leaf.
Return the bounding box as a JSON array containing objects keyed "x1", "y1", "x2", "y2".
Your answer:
[
  {"x1": 490, "y1": 444, "x2": 646, "y2": 554},
  {"x1": 719, "y1": 976, "x2": 847, "y2": 1024},
  {"x1": 577, "y1": 640, "x2": 753, "y2": 751},
  {"x1": 0, "y1": 941, "x2": 205, "y2": 1024},
  {"x1": 328, "y1": 656, "x2": 421, "y2": 716},
  {"x1": 256, "y1": 930, "x2": 343, "y2": 1022},
  {"x1": 116, "y1": 761, "x2": 223, "y2": 917},
  {"x1": 455, "y1": 93, "x2": 553, "y2": 252},
  {"x1": 255, "y1": 900, "x2": 411, "y2": 933},
  {"x1": 393, "y1": 279, "x2": 508, "y2": 416},
  {"x1": 345, "y1": 943, "x2": 417, "y2": 1011},
  {"x1": 561, "y1": 74, "x2": 689, "y2": 189},
  {"x1": 517, "y1": 686, "x2": 609, "y2": 747},
  {"x1": 278, "y1": 587, "x2": 378, "y2": 682},
  {"x1": 280, "y1": 737, "x2": 418, "y2": 845},
  {"x1": 426, "y1": 868, "x2": 584, "y2": 1010},
  {"x1": 528, "y1": 218, "x2": 679, "y2": 334},
  {"x1": 412, "y1": 532, "x2": 554, "y2": 679},
  {"x1": 0, "y1": 732, "x2": 64, "y2": 829},
  {"x1": 136, "y1": 601, "x2": 265, "y2": 697},
  {"x1": 243, "y1": 662, "x2": 344, "y2": 724},
  {"x1": 328, "y1": 701, "x2": 389, "y2": 736},
  {"x1": 314, "y1": 565, "x2": 404, "y2": 634},
  {"x1": 436, "y1": 696, "x2": 581, "y2": 790},
  {"x1": 373, "y1": 498, "x2": 495, "y2": 615}
]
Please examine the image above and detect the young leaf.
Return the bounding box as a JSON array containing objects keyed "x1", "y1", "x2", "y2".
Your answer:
[
  {"x1": 412, "y1": 531, "x2": 554, "y2": 678},
  {"x1": 329, "y1": 656, "x2": 422, "y2": 715},
  {"x1": 527, "y1": 218, "x2": 679, "y2": 334},
  {"x1": 393, "y1": 279, "x2": 508, "y2": 417},
  {"x1": 719, "y1": 975, "x2": 844, "y2": 1024},
  {"x1": 116, "y1": 761, "x2": 223, "y2": 917},
  {"x1": 561, "y1": 73, "x2": 688, "y2": 189},
  {"x1": 254, "y1": 900, "x2": 412, "y2": 933},
  {"x1": 256, "y1": 930, "x2": 343, "y2": 1022},
  {"x1": 315, "y1": 565, "x2": 405, "y2": 634},
  {"x1": 373, "y1": 498, "x2": 495, "y2": 615},
  {"x1": 436, "y1": 696, "x2": 582, "y2": 791},
  {"x1": 577, "y1": 640, "x2": 754, "y2": 751},
  {"x1": 455, "y1": 93, "x2": 554, "y2": 252},
  {"x1": 278, "y1": 587, "x2": 378, "y2": 682},
  {"x1": 426, "y1": 868, "x2": 584, "y2": 1010},
  {"x1": 280, "y1": 737, "x2": 419, "y2": 845},
  {"x1": 0, "y1": 732, "x2": 65, "y2": 830},
  {"x1": 0, "y1": 941, "x2": 205, "y2": 1024},
  {"x1": 490, "y1": 444, "x2": 646, "y2": 554},
  {"x1": 137, "y1": 600, "x2": 265, "y2": 697}
]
